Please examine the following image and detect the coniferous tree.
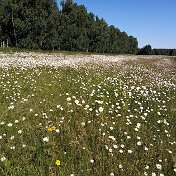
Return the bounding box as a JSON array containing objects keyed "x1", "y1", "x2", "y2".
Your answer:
[{"x1": 139, "y1": 45, "x2": 153, "y2": 55}]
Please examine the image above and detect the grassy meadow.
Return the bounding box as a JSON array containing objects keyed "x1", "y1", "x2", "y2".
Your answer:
[{"x1": 0, "y1": 53, "x2": 176, "y2": 176}]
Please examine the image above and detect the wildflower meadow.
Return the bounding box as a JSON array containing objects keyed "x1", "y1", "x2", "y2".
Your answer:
[{"x1": 0, "y1": 53, "x2": 176, "y2": 176}]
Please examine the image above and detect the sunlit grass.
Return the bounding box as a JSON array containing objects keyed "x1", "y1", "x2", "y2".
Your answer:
[{"x1": 0, "y1": 54, "x2": 176, "y2": 176}]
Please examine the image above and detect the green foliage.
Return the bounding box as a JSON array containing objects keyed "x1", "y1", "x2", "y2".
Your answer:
[
  {"x1": 153, "y1": 48, "x2": 176, "y2": 56},
  {"x1": 139, "y1": 45, "x2": 176, "y2": 56},
  {"x1": 0, "y1": 0, "x2": 138, "y2": 54},
  {"x1": 138, "y1": 45, "x2": 153, "y2": 55}
]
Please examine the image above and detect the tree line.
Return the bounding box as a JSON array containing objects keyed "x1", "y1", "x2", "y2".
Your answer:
[
  {"x1": 138, "y1": 45, "x2": 176, "y2": 56},
  {"x1": 0, "y1": 0, "x2": 138, "y2": 54}
]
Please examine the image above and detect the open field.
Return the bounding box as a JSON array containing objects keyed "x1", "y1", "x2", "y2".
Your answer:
[{"x1": 0, "y1": 53, "x2": 176, "y2": 176}]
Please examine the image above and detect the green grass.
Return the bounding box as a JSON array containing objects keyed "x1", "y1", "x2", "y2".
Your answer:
[
  {"x1": 0, "y1": 56, "x2": 176, "y2": 176},
  {"x1": 0, "y1": 47, "x2": 134, "y2": 57},
  {"x1": 0, "y1": 47, "x2": 90, "y2": 55}
]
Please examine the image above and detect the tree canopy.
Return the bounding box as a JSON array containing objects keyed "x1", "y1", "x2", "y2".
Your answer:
[
  {"x1": 1, "y1": 0, "x2": 138, "y2": 54},
  {"x1": 138, "y1": 45, "x2": 176, "y2": 56}
]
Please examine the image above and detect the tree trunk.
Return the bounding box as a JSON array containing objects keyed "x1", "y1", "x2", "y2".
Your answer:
[
  {"x1": 11, "y1": 11, "x2": 17, "y2": 47},
  {"x1": 7, "y1": 39, "x2": 9, "y2": 47}
]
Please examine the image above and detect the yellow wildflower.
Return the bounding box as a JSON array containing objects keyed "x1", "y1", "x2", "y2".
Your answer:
[
  {"x1": 47, "y1": 126, "x2": 56, "y2": 132},
  {"x1": 55, "y1": 160, "x2": 61, "y2": 166},
  {"x1": 47, "y1": 127, "x2": 53, "y2": 132},
  {"x1": 51, "y1": 126, "x2": 56, "y2": 131}
]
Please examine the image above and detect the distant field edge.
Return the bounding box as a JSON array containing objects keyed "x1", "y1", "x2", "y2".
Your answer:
[{"x1": 0, "y1": 47, "x2": 137, "y2": 56}]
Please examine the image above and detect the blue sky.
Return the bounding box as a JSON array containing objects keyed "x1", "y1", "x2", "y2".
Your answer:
[{"x1": 57, "y1": 0, "x2": 176, "y2": 49}]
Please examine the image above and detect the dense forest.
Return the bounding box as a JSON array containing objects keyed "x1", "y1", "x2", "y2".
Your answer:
[
  {"x1": 138, "y1": 45, "x2": 176, "y2": 56},
  {"x1": 0, "y1": 0, "x2": 138, "y2": 54},
  {"x1": 0, "y1": 0, "x2": 175, "y2": 55}
]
